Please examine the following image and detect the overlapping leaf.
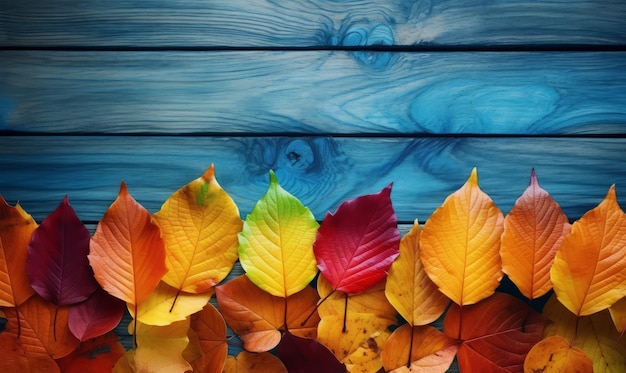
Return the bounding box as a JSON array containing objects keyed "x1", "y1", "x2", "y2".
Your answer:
[
  {"x1": 55, "y1": 332, "x2": 126, "y2": 373},
  {"x1": 314, "y1": 183, "x2": 400, "y2": 294},
  {"x1": 131, "y1": 281, "x2": 212, "y2": 326},
  {"x1": 420, "y1": 168, "x2": 504, "y2": 306},
  {"x1": 154, "y1": 165, "x2": 242, "y2": 298},
  {"x1": 0, "y1": 332, "x2": 60, "y2": 373},
  {"x1": 277, "y1": 332, "x2": 346, "y2": 373},
  {"x1": 550, "y1": 185, "x2": 626, "y2": 316},
  {"x1": 541, "y1": 294, "x2": 626, "y2": 371},
  {"x1": 0, "y1": 196, "x2": 37, "y2": 307},
  {"x1": 27, "y1": 196, "x2": 98, "y2": 307},
  {"x1": 443, "y1": 292, "x2": 548, "y2": 372},
  {"x1": 238, "y1": 171, "x2": 319, "y2": 297},
  {"x1": 382, "y1": 324, "x2": 459, "y2": 373},
  {"x1": 385, "y1": 220, "x2": 449, "y2": 326},
  {"x1": 89, "y1": 182, "x2": 167, "y2": 308},
  {"x1": 223, "y1": 351, "x2": 287, "y2": 373},
  {"x1": 68, "y1": 287, "x2": 125, "y2": 341},
  {"x1": 2, "y1": 294, "x2": 79, "y2": 359},
  {"x1": 501, "y1": 170, "x2": 571, "y2": 299},
  {"x1": 524, "y1": 336, "x2": 592, "y2": 373},
  {"x1": 187, "y1": 302, "x2": 228, "y2": 373},
  {"x1": 609, "y1": 296, "x2": 626, "y2": 333},
  {"x1": 215, "y1": 274, "x2": 319, "y2": 352}
]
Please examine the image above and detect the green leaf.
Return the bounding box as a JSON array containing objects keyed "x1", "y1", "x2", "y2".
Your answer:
[{"x1": 238, "y1": 171, "x2": 319, "y2": 297}]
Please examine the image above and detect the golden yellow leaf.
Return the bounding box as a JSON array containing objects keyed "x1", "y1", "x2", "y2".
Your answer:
[
  {"x1": 609, "y1": 296, "x2": 626, "y2": 333},
  {"x1": 318, "y1": 313, "x2": 391, "y2": 373},
  {"x1": 550, "y1": 185, "x2": 626, "y2": 316},
  {"x1": 501, "y1": 169, "x2": 571, "y2": 299},
  {"x1": 154, "y1": 165, "x2": 242, "y2": 294},
  {"x1": 524, "y1": 336, "x2": 592, "y2": 373},
  {"x1": 420, "y1": 168, "x2": 504, "y2": 306},
  {"x1": 385, "y1": 221, "x2": 449, "y2": 325},
  {"x1": 223, "y1": 351, "x2": 287, "y2": 373},
  {"x1": 131, "y1": 281, "x2": 213, "y2": 326}
]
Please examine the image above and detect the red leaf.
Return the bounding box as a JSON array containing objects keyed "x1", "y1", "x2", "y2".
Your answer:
[
  {"x1": 55, "y1": 332, "x2": 126, "y2": 373},
  {"x1": 277, "y1": 332, "x2": 346, "y2": 373},
  {"x1": 443, "y1": 292, "x2": 548, "y2": 372},
  {"x1": 28, "y1": 196, "x2": 98, "y2": 306},
  {"x1": 313, "y1": 184, "x2": 400, "y2": 293},
  {"x1": 68, "y1": 287, "x2": 125, "y2": 341}
]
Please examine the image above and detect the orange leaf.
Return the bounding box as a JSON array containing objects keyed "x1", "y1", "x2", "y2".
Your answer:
[
  {"x1": 385, "y1": 221, "x2": 449, "y2": 326},
  {"x1": 89, "y1": 182, "x2": 167, "y2": 307},
  {"x1": 215, "y1": 275, "x2": 319, "y2": 352},
  {"x1": 382, "y1": 324, "x2": 459, "y2": 373},
  {"x1": 223, "y1": 351, "x2": 287, "y2": 373},
  {"x1": 188, "y1": 302, "x2": 228, "y2": 373},
  {"x1": 550, "y1": 185, "x2": 626, "y2": 316},
  {"x1": 55, "y1": 332, "x2": 125, "y2": 373},
  {"x1": 524, "y1": 336, "x2": 592, "y2": 373},
  {"x1": 420, "y1": 168, "x2": 504, "y2": 306},
  {"x1": 0, "y1": 196, "x2": 37, "y2": 307},
  {"x1": 501, "y1": 169, "x2": 571, "y2": 299},
  {"x1": 154, "y1": 165, "x2": 242, "y2": 296},
  {"x1": 3, "y1": 294, "x2": 79, "y2": 359},
  {"x1": 0, "y1": 333, "x2": 60, "y2": 373}
]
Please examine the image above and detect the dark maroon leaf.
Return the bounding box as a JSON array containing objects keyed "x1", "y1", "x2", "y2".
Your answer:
[
  {"x1": 27, "y1": 195, "x2": 98, "y2": 306},
  {"x1": 68, "y1": 287, "x2": 125, "y2": 341},
  {"x1": 277, "y1": 332, "x2": 346, "y2": 373},
  {"x1": 313, "y1": 184, "x2": 400, "y2": 293}
]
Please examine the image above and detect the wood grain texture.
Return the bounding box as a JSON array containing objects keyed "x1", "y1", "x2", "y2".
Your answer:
[
  {"x1": 1, "y1": 136, "x2": 625, "y2": 223},
  {"x1": 1, "y1": 51, "x2": 625, "y2": 135},
  {"x1": 1, "y1": 0, "x2": 625, "y2": 47}
]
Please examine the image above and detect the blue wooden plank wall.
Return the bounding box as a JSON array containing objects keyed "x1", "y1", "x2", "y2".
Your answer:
[{"x1": 1, "y1": 0, "x2": 626, "y2": 371}]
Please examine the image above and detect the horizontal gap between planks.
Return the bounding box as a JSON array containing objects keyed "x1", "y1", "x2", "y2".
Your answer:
[
  {"x1": 2, "y1": 131, "x2": 626, "y2": 139},
  {"x1": 2, "y1": 44, "x2": 626, "y2": 53}
]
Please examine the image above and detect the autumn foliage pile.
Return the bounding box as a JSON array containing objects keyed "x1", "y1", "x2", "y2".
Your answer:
[{"x1": 1, "y1": 165, "x2": 626, "y2": 372}]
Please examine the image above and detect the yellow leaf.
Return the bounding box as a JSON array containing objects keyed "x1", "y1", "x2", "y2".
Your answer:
[
  {"x1": 382, "y1": 324, "x2": 458, "y2": 373},
  {"x1": 238, "y1": 171, "x2": 319, "y2": 297},
  {"x1": 385, "y1": 221, "x2": 449, "y2": 326},
  {"x1": 223, "y1": 351, "x2": 287, "y2": 373},
  {"x1": 131, "y1": 281, "x2": 213, "y2": 326},
  {"x1": 609, "y1": 296, "x2": 626, "y2": 333},
  {"x1": 550, "y1": 185, "x2": 626, "y2": 316},
  {"x1": 318, "y1": 313, "x2": 391, "y2": 373},
  {"x1": 543, "y1": 294, "x2": 626, "y2": 372},
  {"x1": 154, "y1": 165, "x2": 242, "y2": 294},
  {"x1": 115, "y1": 319, "x2": 192, "y2": 373},
  {"x1": 501, "y1": 169, "x2": 571, "y2": 299},
  {"x1": 420, "y1": 168, "x2": 504, "y2": 306},
  {"x1": 524, "y1": 335, "x2": 592, "y2": 373}
]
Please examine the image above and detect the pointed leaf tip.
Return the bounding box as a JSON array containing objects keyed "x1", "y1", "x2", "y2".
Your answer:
[
  {"x1": 467, "y1": 168, "x2": 478, "y2": 186},
  {"x1": 269, "y1": 170, "x2": 278, "y2": 184},
  {"x1": 119, "y1": 181, "x2": 128, "y2": 195},
  {"x1": 201, "y1": 164, "x2": 215, "y2": 181},
  {"x1": 530, "y1": 168, "x2": 538, "y2": 186}
]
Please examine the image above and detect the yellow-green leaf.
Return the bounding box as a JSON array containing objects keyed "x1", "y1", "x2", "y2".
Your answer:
[
  {"x1": 550, "y1": 185, "x2": 626, "y2": 316},
  {"x1": 420, "y1": 168, "x2": 504, "y2": 306},
  {"x1": 154, "y1": 165, "x2": 242, "y2": 294},
  {"x1": 238, "y1": 171, "x2": 319, "y2": 297},
  {"x1": 385, "y1": 220, "x2": 449, "y2": 326}
]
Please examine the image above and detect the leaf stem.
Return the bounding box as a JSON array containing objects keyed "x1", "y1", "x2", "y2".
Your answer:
[
  {"x1": 170, "y1": 289, "x2": 181, "y2": 313},
  {"x1": 407, "y1": 326, "x2": 414, "y2": 368},
  {"x1": 342, "y1": 292, "x2": 348, "y2": 333},
  {"x1": 301, "y1": 289, "x2": 335, "y2": 326},
  {"x1": 53, "y1": 304, "x2": 59, "y2": 342},
  {"x1": 133, "y1": 303, "x2": 138, "y2": 349}
]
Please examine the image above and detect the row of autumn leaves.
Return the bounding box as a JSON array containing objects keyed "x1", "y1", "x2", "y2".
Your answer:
[{"x1": 1, "y1": 165, "x2": 626, "y2": 372}]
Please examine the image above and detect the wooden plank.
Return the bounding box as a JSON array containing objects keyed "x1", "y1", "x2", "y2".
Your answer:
[
  {"x1": 1, "y1": 51, "x2": 626, "y2": 135},
  {"x1": 1, "y1": 136, "x2": 625, "y2": 223},
  {"x1": 1, "y1": 0, "x2": 625, "y2": 47}
]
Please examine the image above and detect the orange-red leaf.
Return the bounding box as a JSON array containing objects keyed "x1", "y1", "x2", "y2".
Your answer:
[
  {"x1": 501, "y1": 169, "x2": 571, "y2": 299},
  {"x1": 55, "y1": 332, "x2": 126, "y2": 373},
  {"x1": 3, "y1": 294, "x2": 80, "y2": 359},
  {"x1": 215, "y1": 275, "x2": 319, "y2": 352},
  {"x1": 0, "y1": 333, "x2": 60, "y2": 373},
  {"x1": 154, "y1": 165, "x2": 242, "y2": 295},
  {"x1": 524, "y1": 336, "x2": 592, "y2": 373},
  {"x1": 0, "y1": 196, "x2": 37, "y2": 307},
  {"x1": 551, "y1": 185, "x2": 626, "y2": 316},
  {"x1": 382, "y1": 324, "x2": 459, "y2": 373},
  {"x1": 443, "y1": 292, "x2": 548, "y2": 372},
  {"x1": 89, "y1": 182, "x2": 167, "y2": 307},
  {"x1": 188, "y1": 302, "x2": 228, "y2": 373},
  {"x1": 385, "y1": 221, "x2": 449, "y2": 326},
  {"x1": 420, "y1": 168, "x2": 504, "y2": 306}
]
